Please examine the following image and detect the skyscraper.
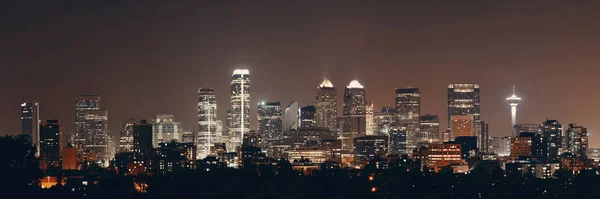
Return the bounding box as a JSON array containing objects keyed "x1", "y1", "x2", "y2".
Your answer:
[
  {"x1": 133, "y1": 119, "x2": 153, "y2": 159},
  {"x1": 119, "y1": 119, "x2": 135, "y2": 153},
  {"x1": 230, "y1": 69, "x2": 250, "y2": 151},
  {"x1": 300, "y1": 105, "x2": 317, "y2": 128},
  {"x1": 39, "y1": 120, "x2": 60, "y2": 168},
  {"x1": 395, "y1": 88, "x2": 420, "y2": 154},
  {"x1": 450, "y1": 115, "x2": 474, "y2": 141},
  {"x1": 342, "y1": 80, "x2": 366, "y2": 152},
  {"x1": 506, "y1": 86, "x2": 522, "y2": 137},
  {"x1": 420, "y1": 114, "x2": 440, "y2": 144},
  {"x1": 198, "y1": 88, "x2": 217, "y2": 159},
  {"x1": 374, "y1": 105, "x2": 397, "y2": 135},
  {"x1": 475, "y1": 121, "x2": 489, "y2": 153},
  {"x1": 20, "y1": 102, "x2": 39, "y2": 155},
  {"x1": 82, "y1": 109, "x2": 109, "y2": 165},
  {"x1": 315, "y1": 77, "x2": 338, "y2": 131},
  {"x1": 541, "y1": 120, "x2": 562, "y2": 160},
  {"x1": 284, "y1": 101, "x2": 299, "y2": 131},
  {"x1": 565, "y1": 124, "x2": 588, "y2": 158},
  {"x1": 514, "y1": 124, "x2": 540, "y2": 135},
  {"x1": 389, "y1": 125, "x2": 407, "y2": 155},
  {"x1": 365, "y1": 102, "x2": 375, "y2": 135},
  {"x1": 74, "y1": 95, "x2": 103, "y2": 159},
  {"x1": 152, "y1": 114, "x2": 182, "y2": 147},
  {"x1": 447, "y1": 84, "x2": 480, "y2": 129},
  {"x1": 258, "y1": 101, "x2": 282, "y2": 143}
]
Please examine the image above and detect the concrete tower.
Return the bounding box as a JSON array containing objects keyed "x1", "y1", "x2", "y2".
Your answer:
[{"x1": 506, "y1": 86, "x2": 521, "y2": 137}]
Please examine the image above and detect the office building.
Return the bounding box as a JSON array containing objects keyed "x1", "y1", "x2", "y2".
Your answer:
[
  {"x1": 395, "y1": 88, "x2": 420, "y2": 154},
  {"x1": 315, "y1": 77, "x2": 338, "y2": 131},
  {"x1": 365, "y1": 102, "x2": 374, "y2": 135},
  {"x1": 565, "y1": 124, "x2": 588, "y2": 158},
  {"x1": 499, "y1": 136, "x2": 512, "y2": 157},
  {"x1": 20, "y1": 102, "x2": 40, "y2": 155},
  {"x1": 133, "y1": 119, "x2": 153, "y2": 159},
  {"x1": 447, "y1": 84, "x2": 480, "y2": 128},
  {"x1": 420, "y1": 114, "x2": 440, "y2": 144},
  {"x1": 541, "y1": 120, "x2": 562, "y2": 160},
  {"x1": 198, "y1": 88, "x2": 218, "y2": 159},
  {"x1": 342, "y1": 80, "x2": 366, "y2": 152},
  {"x1": 258, "y1": 101, "x2": 282, "y2": 144},
  {"x1": 354, "y1": 136, "x2": 388, "y2": 165},
  {"x1": 152, "y1": 114, "x2": 182, "y2": 147},
  {"x1": 488, "y1": 136, "x2": 500, "y2": 155},
  {"x1": 510, "y1": 132, "x2": 535, "y2": 160},
  {"x1": 230, "y1": 69, "x2": 251, "y2": 151},
  {"x1": 62, "y1": 145, "x2": 78, "y2": 170},
  {"x1": 475, "y1": 121, "x2": 489, "y2": 152},
  {"x1": 284, "y1": 101, "x2": 299, "y2": 131},
  {"x1": 39, "y1": 120, "x2": 60, "y2": 168},
  {"x1": 374, "y1": 105, "x2": 397, "y2": 135},
  {"x1": 300, "y1": 106, "x2": 317, "y2": 128},
  {"x1": 389, "y1": 125, "x2": 407, "y2": 155},
  {"x1": 155, "y1": 142, "x2": 197, "y2": 175},
  {"x1": 454, "y1": 136, "x2": 478, "y2": 159},
  {"x1": 515, "y1": 124, "x2": 540, "y2": 135},
  {"x1": 82, "y1": 109, "x2": 109, "y2": 165},
  {"x1": 450, "y1": 115, "x2": 474, "y2": 140},
  {"x1": 506, "y1": 86, "x2": 522, "y2": 137},
  {"x1": 426, "y1": 143, "x2": 462, "y2": 172},
  {"x1": 119, "y1": 119, "x2": 135, "y2": 153}
]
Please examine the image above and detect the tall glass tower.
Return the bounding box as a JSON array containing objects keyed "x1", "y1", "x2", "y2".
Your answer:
[
  {"x1": 395, "y1": 88, "x2": 420, "y2": 154},
  {"x1": 315, "y1": 77, "x2": 337, "y2": 131},
  {"x1": 198, "y1": 88, "x2": 217, "y2": 159},
  {"x1": 230, "y1": 69, "x2": 250, "y2": 151},
  {"x1": 258, "y1": 101, "x2": 282, "y2": 145},
  {"x1": 20, "y1": 101, "x2": 39, "y2": 155},
  {"x1": 447, "y1": 84, "x2": 480, "y2": 129},
  {"x1": 74, "y1": 95, "x2": 109, "y2": 166}
]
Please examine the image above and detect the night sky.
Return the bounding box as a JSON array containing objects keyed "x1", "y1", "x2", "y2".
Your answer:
[{"x1": 1, "y1": 1, "x2": 599, "y2": 147}]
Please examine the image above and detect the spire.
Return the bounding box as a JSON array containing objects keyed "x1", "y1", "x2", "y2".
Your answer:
[{"x1": 512, "y1": 85, "x2": 516, "y2": 95}]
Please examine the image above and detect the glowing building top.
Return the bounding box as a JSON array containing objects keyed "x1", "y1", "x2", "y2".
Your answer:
[
  {"x1": 232, "y1": 69, "x2": 250, "y2": 76},
  {"x1": 319, "y1": 77, "x2": 334, "y2": 88},
  {"x1": 347, "y1": 80, "x2": 364, "y2": 89},
  {"x1": 506, "y1": 86, "x2": 521, "y2": 106}
]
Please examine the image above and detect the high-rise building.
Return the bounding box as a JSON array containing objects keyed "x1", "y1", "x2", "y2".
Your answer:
[
  {"x1": 82, "y1": 109, "x2": 109, "y2": 165},
  {"x1": 450, "y1": 115, "x2": 474, "y2": 141},
  {"x1": 20, "y1": 102, "x2": 40, "y2": 155},
  {"x1": 152, "y1": 114, "x2": 182, "y2": 147},
  {"x1": 365, "y1": 102, "x2": 375, "y2": 135},
  {"x1": 454, "y1": 136, "x2": 478, "y2": 159},
  {"x1": 420, "y1": 114, "x2": 440, "y2": 144},
  {"x1": 133, "y1": 119, "x2": 153, "y2": 159},
  {"x1": 541, "y1": 120, "x2": 562, "y2": 160},
  {"x1": 39, "y1": 120, "x2": 60, "y2": 168},
  {"x1": 284, "y1": 101, "x2": 299, "y2": 131},
  {"x1": 488, "y1": 136, "x2": 500, "y2": 155},
  {"x1": 300, "y1": 106, "x2": 317, "y2": 128},
  {"x1": 198, "y1": 88, "x2": 218, "y2": 159},
  {"x1": 499, "y1": 136, "x2": 512, "y2": 157},
  {"x1": 447, "y1": 84, "x2": 480, "y2": 129},
  {"x1": 62, "y1": 145, "x2": 78, "y2": 170},
  {"x1": 119, "y1": 119, "x2": 135, "y2": 153},
  {"x1": 565, "y1": 124, "x2": 588, "y2": 158},
  {"x1": 389, "y1": 125, "x2": 407, "y2": 155},
  {"x1": 426, "y1": 143, "x2": 462, "y2": 172},
  {"x1": 506, "y1": 86, "x2": 522, "y2": 137},
  {"x1": 374, "y1": 105, "x2": 396, "y2": 135},
  {"x1": 475, "y1": 121, "x2": 489, "y2": 153},
  {"x1": 395, "y1": 88, "x2": 420, "y2": 154},
  {"x1": 230, "y1": 69, "x2": 251, "y2": 151},
  {"x1": 511, "y1": 132, "x2": 534, "y2": 160},
  {"x1": 258, "y1": 101, "x2": 282, "y2": 143},
  {"x1": 515, "y1": 124, "x2": 540, "y2": 135},
  {"x1": 315, "y1": 77, "x2": 338, "y2": 131},
  {"x1": 342, "y1": 80, "x2": 366, "y2": 152},
  {"x1": 354, "y1": 136, "x2": 388, "y2": 165}
]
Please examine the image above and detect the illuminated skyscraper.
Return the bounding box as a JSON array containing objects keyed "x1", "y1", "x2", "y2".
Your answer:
[
  {"x1": 133, "y1": 119, "x2": 153, "y2": 159},
  {"x1": 395, "y1": 88, "x2": 420, "y2": 154},
  {"x1": 565, "y1": 124, "x2": 588, "y2": 158},
  {"x1": 365, "y1": 102, "x2": 374, "y2": 135},
  {"x1": 119, "y1": 119, "x2": 135, "y2": 153},
  {"x1": 39, "y1": 120, "x2": 60, "y2": 168},
  {"x1": 420, "y1": 114, "x2": 440, "y2": 144},
  {"x1": 74, "y1": 95, "x2": 102, "y2": 157},
  {"x1": 374, "y1": 105, "x2": 396, "y2": 135},
  {"x1": 447, "y1": 84, "x2": 480, "y2": 129},
  {"x1": 82, "y1": 109, "x2": 109, "y2": 165},
  {"x1": 198, "y1": 88, "x2": 217, "y2": 159},
  {"x1": 300, "y1": 105, "x2": 317, "y2": 128},
  {"x1": 342, "y1": 80, "x2": 366, "y2": 151},
  {"x1": 541, "y1": 120, "x2": 562, "y2": 160},
  {"x1": 258, "y1": 101, "x2": 282, "y2": 142},
  {"x1": 315, "y1": 77, "x2": 338, "y2": 131},
  {"x1": 506, "y1": 86, "x2": 522, "y2": 137},
  {"x1": 284, "y1": 101, "x2": 299, "y2": 131},
  {"x1": 152, "y1": 114, "x2": 182, "y2": 147},
  {"x1": 230, "y1": 69, "x2": 250, "y2": 151},
  {"x1": 389, "y1": 125, "x2": 407, "y2": 155},
  {"x1": 20, "y1": 102, "x2": 39, "y2": 155},
  {"x1": 450, "y1": 115, "x2": 474, "y2": 141}
]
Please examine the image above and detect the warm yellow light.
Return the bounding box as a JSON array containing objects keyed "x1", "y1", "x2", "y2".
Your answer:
[
  {"x1": 371, "y1": 187, "x2": 377, "y2": 192},
  {"x1": 368, "y1": 176, "x2": 374, "y2": 181}
]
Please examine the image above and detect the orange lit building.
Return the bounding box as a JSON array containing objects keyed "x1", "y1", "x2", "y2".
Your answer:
[
  {"x1": 62, "y1": 146, "x2": 78, "y2": 170},
  {"x1": 450, "y1": 115, "x2": 474, "y2": 141},
  {"x1": 511, "y1": 135, "x2": 532, "y2": 160},
  {"x1": 426, "y1": 143, "x2": 462, "y2": 171}
]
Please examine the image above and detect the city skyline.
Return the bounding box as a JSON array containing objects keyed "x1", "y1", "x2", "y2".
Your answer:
[{"x1": 1, "y1": 1, "x2": 599, "y2": 148}]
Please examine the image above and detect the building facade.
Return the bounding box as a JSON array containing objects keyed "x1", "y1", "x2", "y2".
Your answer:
[
  {"x1": 395, "y1": 88, "x2": 420, "y2": 154},
  {"x1": 447, "y1": 84, "x2": 480, "y2": 129},
  {"x1": 389, "y1": 125, "x2": 407, "y2": 155},
  {"x1": 541, "y1": 120, "x2": 562, "y2": 160},
  {"x1": 450, "y1": 115, "x2": 474, "y2": 141},
  {"x1": 119, "y1": 119, "x2": 135, "y2": 153},
  {"x1": 133, "y1": 119, "x2": 153, "y2": 159},
  {"x1": 300, "y1": 106, "x2": 317, "y2": 128},
  {"x1": 198, "y1": 88, "x2": 218, "y2": 159},
  {"x1": 39, "y1": 120, "x2": 60, "y2": 168},
  {"x1": 420, "y1": 114, "x2": 440, "y2": 144},
  {"x1": 374, "y1": 105, "x2": 397, "y2": 135},
  {"x1": 230, "y1": 69, "x2": 251, "y2": 152},
  {"x1": 565, "y1": 124, "x2": 588, "y2": 158},
  {"x1": 20, "y1": 102, "x2": 40, "y2": 155},
  {"x1": 258, "y1": 101, "x2": 283, "y2": 144},
  {"x1": 284, "y1": 101, "x2": 299, "y2": 131},
  {"x1": 342, "y1": 80, "x2": 366, "y2": 152},
  {"x1": 152, "y1": 114, "x2": 182, "y2": 147},
  {"x1": 315, "y1": 78, "x2": 338, "y2": 131}
]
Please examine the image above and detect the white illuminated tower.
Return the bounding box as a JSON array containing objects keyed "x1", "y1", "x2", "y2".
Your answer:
[
  {"x1": 230, "y1": 69, "x2": 250, "y2": 152},
  {"x1": 506, "y1": 86, "x2": 521, "y2": 137}
]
